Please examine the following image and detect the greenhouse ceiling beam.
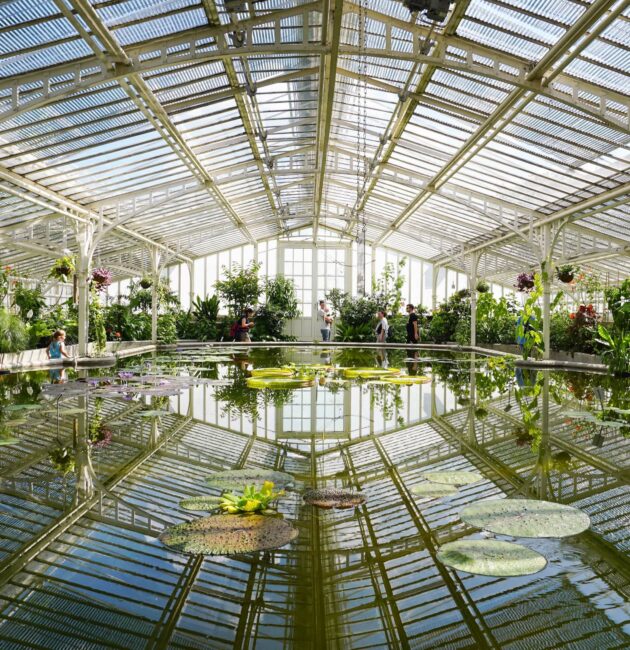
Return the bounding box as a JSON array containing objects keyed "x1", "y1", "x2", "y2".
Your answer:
[
  {"x1": 0, "y1": 169, "x2": 193, "y2": 263},
  {"x1": 313, "y1": 0, "x2": 344, "y2": 241},
  {"x1": 58, "y1": 0, "x2": 256, "y2": 245},
  {"x1": 200, "y1": 0, "x2": 283, "y2": 233},
  {"x1": 374, "y1": 0, "x2": 626, "y2": 247},
  {"x1": 434, "y1": 184, "x2": 630, "y2": 265},
  {"x1": 2, "y1": 3, "x2": 627, "y2": 133},
  {"x1": 341, "y1": 0, "x2": 471, "y2": 238}
]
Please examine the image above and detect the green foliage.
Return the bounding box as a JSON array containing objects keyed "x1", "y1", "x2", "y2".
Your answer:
[
  {"x1": 597, "y1": 324, "x2": 630, "y2": 376},
  {"x1": 215, "y1": 261, "x2": 262, "y2": 317},
  {"x1": 157, "y1": 313, "x2": 178, "y2": 344},
  {"x1": 178, "y1": 295, "x2": 220, "y2": 340},
  {"x1": 516, "y1": 273, "x2": 543, "y2": 360},
  {"x1": 429, "y1": 291, "x2": 471, "y2": 343},
  {"x1": 256, "y1": 275, "x2": 300, "y2": 340},
  {"x1": 49, "y1": 256, "x2": 75, "y2": 282},
  {"x1": 0, "y1": 266, "x2": 11, "y2": 302},
  {"x1": 12, "y1": 284, "x2": 46, "y2": 322},
  {"x1": 128, "y1": 278, "x2": 179, "y2": 313},
  {"x1": 476, "y1": 294, "x2": 518, "y2": 345},
  {"x1": 104, "y1": 303, "x2": 150, "y2": 341},
  {"x1": 555, "y1": 264, "x2": 578, "y2": 283},
  {"x1": 476, "y1": 280, "x2": 490, "y2": 293},
  {"x1": 371, "y1": 258, "x2": 407, "y2": 316},
  {"x1": 386, "y1": 314, "x2": 408, "y2": 344},
  {"x1": 550, "y1": 310, "x2": 572, "y2": 352},
  {"x1": 219, "y1": 481, "x2": 285, "y2": 514},
  {"x1": 334, "y1": 321, "x2": 373, "y2": 342},
  {"x1": 89, "y1": 295, "x2": 107, "y2": 354},
  {"x1": 0, "y1": 308, "x2": 28, "y2": 353},
  {"x1": 604, "y1": 278, "x2": 630, "y2": 333}
]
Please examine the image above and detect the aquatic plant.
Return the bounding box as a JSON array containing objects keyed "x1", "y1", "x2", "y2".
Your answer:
[
  {"x1": 302, "y1": 488, "x2": 366, "y2": 509},
  {"x1": 422, "y1": 471, "x2": 483, "y2": 486},
  {"x1": 460, "y1": 498, "x2": 590, "y2": 538},
  {"x1": 250, "y1": 367, "x2": 295, "y2": 377},
  {"x1": 246, "y1": 376, "x2": 314, "y2": 389},
  {"x1": 205, "y1": 469, "x2": 294, "y2": 490},
  {"x1": 342, "y1": 367, "x2": 400, "y2": 379},
  {"x1": 160, "y1": 514, "x2": 299, "y2": 555},
  {"x1": 411, "y1": 483, "x2": 458, "y2": 498},
  {"x1": 382, "y1": 375, "x2": 430, "y2": 385},
  {"x1": 180, "y1": 496, "x2": 223, "y2": 511},
  {"x1": 438, "y1": 540, "x2": 547, "y2": 577},
  {"x1": 219, "y1": 481, "x2": 285, "y2": 514}
]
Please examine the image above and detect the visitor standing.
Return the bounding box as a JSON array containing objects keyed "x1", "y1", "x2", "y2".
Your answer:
[
  {"x1": 406, "y1": 304, "x2": 420, "y2": 344},
  {"x1": 47, "y1": 330, "x2": 72, "y2": 360},
  {"x1": 318, "y1": 300, "x2": 332, "y2": 342},
  {"x1": 236, "y1": 308, "x2": 255, "y2": 343},
  {"x1": 375, "y1": 310, "x2": 389, "y2": 343}
]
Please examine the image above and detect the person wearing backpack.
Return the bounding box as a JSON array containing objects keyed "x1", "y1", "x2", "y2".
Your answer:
[
  {"x1": 375, "y1": 310, "x2": 389, "y2": 344},
  {"x1": 232, "y1": 307, "x2": 255, "y2": 342}
]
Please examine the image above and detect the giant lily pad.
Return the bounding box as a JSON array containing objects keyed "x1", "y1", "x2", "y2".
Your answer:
[
  {"x1": 303, "y1": 488, "x2": 366, "y2": 509},
  {"x1": 205, "y1": 469, "x2": 294, "y2": 490},
  {"x1": 159, "y1": 514, "x2": 299, "y2": 555},
  {"x1": 250, "y1": 367, "x2": 295, "y2": 377},
  {"x1": 460, "y1": 498, "x2": 590, "y2": 538},
  {"x1": 383, "y1": 375, "x2": 431, "y2": 385},
  {"x1": 246, "y1": 377, "x2": 314, "y2": 389},
  {"x1": 180, "y1": 496, "x2": 223, "y2": 511},
  {"x1": 411, "y1": 483, "x2": 458, "y2": 498},
  {"x1": 342, "y1": 368, "x2": 400, "y2": 379},
  {"x1": 437, "y1": 540, "x2": 547, "y2": 577},
  {"x1": 422, "y1": 471, "x2": 483, "y2": 486}
]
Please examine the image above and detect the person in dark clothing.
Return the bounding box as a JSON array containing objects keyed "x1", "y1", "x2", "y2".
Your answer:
[
  {"x1": 236, "y1": 308, "x2": 255, "y2": 343},
  {"x1": 406, "y1": 304, "x2": 420, "y2": 344}
]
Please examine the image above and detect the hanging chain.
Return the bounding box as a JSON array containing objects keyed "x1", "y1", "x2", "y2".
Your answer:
[{"x1": 355, "y1": 0, "x2": 368, "y2": 243}]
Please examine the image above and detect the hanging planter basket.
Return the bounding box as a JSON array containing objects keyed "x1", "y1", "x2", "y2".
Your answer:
[
  {"x1": 139, "y1": 277, "x2": 152, "y2": 289},
  {"x1": 476, "y1": 280, "x2": 490, "y2": 293},
  {"x1": 49, "y1": 256, "x2": 76, "y2": 283},
  {"x1": 556, "y1": 265, "x2": 577, "y2": 284},
  {"x1": 515, "y1": 272, "x2": 535, "y2": 292}
]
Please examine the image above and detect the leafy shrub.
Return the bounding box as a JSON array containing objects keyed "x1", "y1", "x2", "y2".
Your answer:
[
  {"x1": 215, "y1": 261, "x2": 261, "y2": 317},
  {"x1": 0, "y1": 308, "x2": 28, "y2": 353},
  {"x1": 12, "y1": 284, "x2": 46, "y2": 322},
  {"x1": 256, "y1": 276, "x2": 300, "y2": 340},
  {"x1": 157, "y1": 313, "x2": 178, "y2": 343}
]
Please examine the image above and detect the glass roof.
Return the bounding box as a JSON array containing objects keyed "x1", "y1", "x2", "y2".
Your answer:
[{"x1": 0, "y1": 0, "x2": 627, "y2": 282}]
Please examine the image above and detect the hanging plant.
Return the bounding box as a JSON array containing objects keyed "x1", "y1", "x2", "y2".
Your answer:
[
  {"x1": 49, "y1": 255, "x2": 76, "y2": 282},
  {"x1": 476, "y1": 280, "x2": 490, "y2": 294},
  {"x1": 515, "y1": 272, "x2": 535, "y2": 292},
  {"x1": 139, "y1": 276, "x2": 152, "y2": 289},
  {"x1": 0, "y1": 266, "x2": 11, "y2": 302},
  {"x1": 91, "y1": 267, "x2": 113, "y2": 292},
  {"x1": 555, "y1": 264, "x2": 578, "y2": 284}
]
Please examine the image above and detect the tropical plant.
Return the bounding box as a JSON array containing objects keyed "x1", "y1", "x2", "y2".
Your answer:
[
  {"x1": 91, "y1": 267, "x2": 113, "y2": 292},
  {"x1": 515, "y1": 272, "x2": 535, "y2": 292},
  {"x1": 567, "y1": 304, "x2": 599, "y2": 354},
  {"x1": 597, "y1": 325, "x2": 630, "y2": 375},
  {"x1": 181, "y1": 295, "x2": 220, "y2": 340},
  {"x1": 371, "y1": 258, "x2": 407, "y2": 316},
  {"x1": 575, "y1": 270, "x2": 603, "y2": 301},
  {"x1": 157, "y1": 313, "x2": 178, "y2": 343},
  {"x1": 215, "y1": 261, "x2": 262, "y2": 317},
  {"x1": 104, "y1": 303, "x2": 150, "y2": 341},
  {"x1": 89, "y1": 296, "x2": 107, "y2": 354},
  {"x1": 604, "y1": 278, "x2": 630, "y2": 332},
  {"x1": 555, "y1": 264, "x2": 578, "y2": 284},
  {"x1": 0, "y1": 266, "x2": 11, "y2": 302},
  {"x1": 219, "y1": 481, "x2": 285, "y2": 514},
  {"x1": 0, "y1": 308, "x2": 28, "y2": 353},
  {"x1": 334, "y1": 321, "x2": 373, "y2": 342},
  {"x1": 516, "y1": 273, "x2": 543, "y2": 359},
  {"x1": 476, "y1": 294, "x2": 518, "y2": 345},
  {"x1": 12, "y1": 283, "x2": 46, "y2": 322},
  {"x1": 476, "y1": 280, "x2": 490, "y2": 293},
  {"x1": 49, "y1": 256, "x2": 75, "y2": 282},
  {"x1": 255, "y1": 275, "x2": 300, "y2": 340}
]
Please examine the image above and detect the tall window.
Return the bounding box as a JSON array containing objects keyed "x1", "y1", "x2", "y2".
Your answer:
[
  {"x1": 317, "y1": 248, "x2": 346, "y2": 299},
  {"x1": 283, "y1": 248, "x2": 313, "y2": 317}
]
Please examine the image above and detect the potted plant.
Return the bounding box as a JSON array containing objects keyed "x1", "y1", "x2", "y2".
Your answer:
[
  {"x1": 556, "y1": 264, "x2": 578, "y2": 284},
  {"x1": 515, "y1": 272, "x2": 535, "y2": 292},
  {"x1": 49, "y1": 256, "x2": 75, "y2": 282},
  {"x1": 476, "y1": 280, "x2": 490, "y2": 294},
  {"x1": 91, "y1": 267, "x2": 113, "y2": 292},
  {"x1": 139, "y1": 276, "x2": 152, "y2": 289}
]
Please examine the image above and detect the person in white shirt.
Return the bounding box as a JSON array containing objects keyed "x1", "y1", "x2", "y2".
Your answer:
[
  {"x1": 318, "y1": 300, "x2": 333, "y2": 342},
  {"x1": 375, "y1": 309, "x2": 388, "y2": 343}
]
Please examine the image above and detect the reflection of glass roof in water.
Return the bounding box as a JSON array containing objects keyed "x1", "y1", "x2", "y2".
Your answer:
[
  {"x1": 0, "y1": 347, "x2": 629, "y2": 648},
  {"x1": 0, "y1": 0, "x2": 628, "y2": 285}
]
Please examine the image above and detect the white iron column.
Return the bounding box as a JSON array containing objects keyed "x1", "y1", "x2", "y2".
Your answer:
[
  {"x1": 541, "y1": 224, "x2": 552, "y2": 361},
  {"x1": 431, "y1": 265, "x2": 440, "y2": 310},
  {"x1": 187, "y1": 260, "x2": 195, "y2": 307},
  {"x1": 76, "y1": 223, "x2": 94, "y2": 357},
  {"x1": 470, "y1": 253, "x2": 479, "y2": 347},
  {"x1": 150, "y1": 248, "x2": 161, "y2": 344}
]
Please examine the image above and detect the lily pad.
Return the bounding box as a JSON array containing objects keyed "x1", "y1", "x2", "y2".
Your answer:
[
  {"x1": 246, "y1": 377, "x2": 314, "y2": 389},
  {"x1": 383, "y1": 375, "x2": 431, "y2": 385},
  {"x1": 205, "y1": 469, "x2": 294, "y2": 490},
  {"x1": 342, "y1": 367, "x2": 401, "y2": 379},
  {"x1": 437, "y1": 540, "x2": 547, "y2": 577},
  {"x1": 180, "y1": 496, "x2": 223, "y2": 511},
  {"x1": 460, "y1": 498, "x2": 591, "y2": 538},
  {"x1": 303, "y1": 488, "x2": 366, "y2": 509},
  {"x1": 5, "y1": 404, "x2": 41, "y2": 411},
  {"x1": 250, "y1": 367, "x2": 295, "y2": 377},
  {"x1": 411, "y1": 483, "x2": 459, "y2": 498},
  {"x1": 422, "y1": 471, "x2": 483, "y2": 486},
  {"x1": 160, "y1": 514, "x2": 299, "y2": 555}
]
